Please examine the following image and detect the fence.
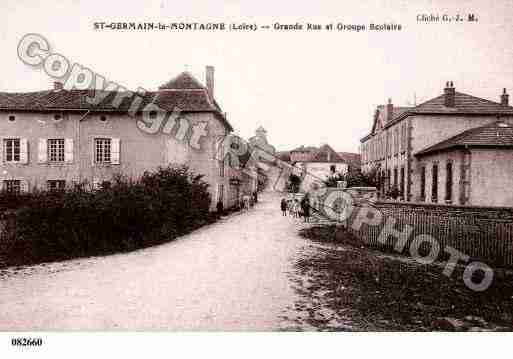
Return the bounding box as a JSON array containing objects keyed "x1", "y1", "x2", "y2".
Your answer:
[{"x1": 342, "y1": 201, "x2": 513, "y2": 268}]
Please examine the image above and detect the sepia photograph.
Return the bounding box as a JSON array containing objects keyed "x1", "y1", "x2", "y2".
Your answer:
[{"x1": 1, "y1": 0, "x2": 513, "y2": 357}]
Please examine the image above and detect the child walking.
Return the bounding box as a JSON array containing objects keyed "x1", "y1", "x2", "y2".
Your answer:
[{"x1": 280, "y1": 198, "x2": 287, "y2": 216}]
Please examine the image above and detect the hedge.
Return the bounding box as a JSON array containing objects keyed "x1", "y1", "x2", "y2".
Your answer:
[{"x1": 0, "y1": 166, "x2": 214, "y2": 268}]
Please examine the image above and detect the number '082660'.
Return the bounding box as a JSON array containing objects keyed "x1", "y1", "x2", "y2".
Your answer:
[{"x1": 11, "y1": 337, "x2": 43, "y2": 346}]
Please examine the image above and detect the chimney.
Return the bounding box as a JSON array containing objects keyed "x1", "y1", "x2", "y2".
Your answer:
[
  {"x1": 206, "y1": 66, "x2": 214, "y2": 100},
  {"x1": 501, "y1": 88, "x2": 509, "y2": 106},
  {"x1": 54, "y1": 81, "x2": 63, "y2": 90},
  {"x1": 386, "y1": 98, "x2": 393, "y2": 122},
  {"x1": 444, "y1": 81, "x2": 455, "y2": 107}
]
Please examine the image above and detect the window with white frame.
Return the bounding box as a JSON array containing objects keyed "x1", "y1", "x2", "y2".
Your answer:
[
  {"x1": 47, "y1": 180, "x2": 66, "y2": 191},
  {"x1": 95, "y1": 138, "x2": 111, "y2": 164},
  {"x1": 48, "y1": 139, "x2": 65, "y2": 162},
  {"x1": 3, "y1": 179, "x2": 21, "y2": 193},
  {"x1": 4, "y1": 138, "x2": 20, "y2": 162}
]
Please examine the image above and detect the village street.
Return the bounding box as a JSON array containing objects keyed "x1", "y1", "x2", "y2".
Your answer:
[{"x1": 0, "y1": 191, "x2": 318, "y2": 331}]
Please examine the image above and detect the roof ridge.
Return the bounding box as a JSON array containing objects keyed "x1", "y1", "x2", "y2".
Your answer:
[
  {"x1": 159, "y1": 71, "x2": 205, "y2": 90},
  {"x1": 454, "y1": 91, "x2": 509, "y2": 107}
]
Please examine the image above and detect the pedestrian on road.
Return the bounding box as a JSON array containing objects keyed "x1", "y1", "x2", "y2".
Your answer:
[
  {"x1": 280, "y1": 198, "x2": 287, "y2": 216},
  {"x1": 293, "y1": 199, "x2": 300, "y2": 218},
  {"x1": 242, "y1": 194, "x2": 251, "y2": 211},
  {"x1": 301, "y1": 194, "x2": 311, "y2": 223},
  {"x1": 216, "y1": 200, "x2": 224, "y2": 218}
]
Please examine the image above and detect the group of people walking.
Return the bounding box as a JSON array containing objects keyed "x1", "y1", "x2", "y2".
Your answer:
[{"x1": 280, "y1": 194, "x2": 311, "y2": 222}]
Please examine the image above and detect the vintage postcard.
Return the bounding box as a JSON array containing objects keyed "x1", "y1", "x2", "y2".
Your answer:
[{"x1": 1, "y1": 0, "x2": 512, "y2": 357}]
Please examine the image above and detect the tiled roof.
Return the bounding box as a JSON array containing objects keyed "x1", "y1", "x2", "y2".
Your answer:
[
  {"x1": 392, "y1": 106, "x2": 411, "y2": 118},
  {"x1": 290, "y1": 145, "x2": 318, "y2": 152},
  {"x1": 0, "y1": 73, "x2": 233, "y2": 131},
  {"x1": 416, "y1": 121, "x2": 513, "y2": 156},
  {"x1": 159, "y1": 72, "x2": 205, "y2": 90},
  {"x1": 312, "y1": 144, "x2": 345, "y2": 162},
  {"x1": 337, "y1": 152, "x2": 361, "y2": 166},
  {"x1": 412, "y1": 92, "x2": 513, "y2": 114},
  {"x1": 369, "y1": 105, "x2": 413, "y2": 138},
  {"x1": 276, "y1": 151, "x2": 291, "y2": 162},
  {"x1": 0, "y1": 89, "x2": 215, "y2": 112},
  {"x1": 387, "y1": 92, "x2": 513, "y2": 128},
  {"x1": 363, "y1": 89, "x2": 513, "y2": 142}
]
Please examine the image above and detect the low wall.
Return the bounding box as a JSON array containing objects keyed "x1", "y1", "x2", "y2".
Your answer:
[{"x1": 345, "y1": 201, "x2": 513, "y2": 267}]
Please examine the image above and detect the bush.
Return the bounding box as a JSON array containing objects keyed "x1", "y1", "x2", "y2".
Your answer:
[
  {"x1": 0, "y1": 166, "x2": 213, "y2": 267},
  {"x1": 324, "y1": 169, "x2": 379, "y2": 188}
]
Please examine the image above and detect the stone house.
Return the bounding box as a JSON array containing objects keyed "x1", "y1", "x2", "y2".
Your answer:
[
  {"x1": 289, "y1": 144, "x2": 349, "y2": 190},
  {"x1": 415, "y1": 121, "x2": 513, "y2": 207},
  {"x1": 0, "y1": 66, "x2": 241, "y2": 210},
  {"x1": 360, "y1": 82, "x2": 513, "y2": 206}
]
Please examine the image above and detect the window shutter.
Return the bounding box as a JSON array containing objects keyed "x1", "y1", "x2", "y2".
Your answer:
[
  {"x1": 65, "y1": 138, "x2": 74, "y2": 163},
  {"x1": 38, "y1": 138, "x2": 47, "y2": 163},
  {"x1": 91, "y1": 139, "x2": 96, "y2": 165},
  {"x1": 111, "y1": 138, "x2": 120, "y2": 164},
  {"x1": 20, "y1": 180, "x2": 29, "y2": 193},
  {"x1": 20, "y1": 138, "x2": 29, "y2": 164}
]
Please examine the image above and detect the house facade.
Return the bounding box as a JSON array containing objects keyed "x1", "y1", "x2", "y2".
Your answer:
[
  {"x1": 360, "y1": 82, "x2": 513, "y2": 206},
  {"x1": 0, "y1": 67, "x2": 242, "y2": 210},
  {"x1": 289, "y1": 144, "x2": 349, "y2": 191}
]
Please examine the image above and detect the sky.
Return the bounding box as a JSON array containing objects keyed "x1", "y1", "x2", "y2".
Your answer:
[{"x1": 1, "y1": 0, "x2": 512, "y2": 153}]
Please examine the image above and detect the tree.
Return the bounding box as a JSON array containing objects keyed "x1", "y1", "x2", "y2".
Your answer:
[{"x1": 324, "y1": 168, "x2": 380, "y2": 188}]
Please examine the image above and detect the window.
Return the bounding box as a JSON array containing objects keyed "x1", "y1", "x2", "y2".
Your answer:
[
  {"x1": 47, "y1": 180, "x2": 66, "y2": 191},
  {"x1": 380, "y1": 170, "x2": 386, "y2": 195},
  {"x1": 4, "y1": 138, "x2": 20, "y2": 162},
  {"x1": 402, "y1": 123, "x2": 408, "y2": 152},
  {"x1": 54, "y1": 114, "x2": 62, "y2": 121},
  {"x1": 420, "y1": 166, "x2": 426, "y2": 201},
  {"x1": 395, "y1": 127, "x2": 400, "y2": 154},
  {"x1": 432, "y1": 164, "x2": 438, "y2": 203},
  {"x1": 387, "y1": 169, "x2": 391, "y2": 190},
  {"x1": 95, "y1": 138, "x2": 111, "y2": 164},
  {"x1": 8, "y1": 115, "x2": 15, "y2": 122},
  {"x1": 219, "y1": 160, "x2": 225, "y2": 178},
  {"x1": 48, "y1": 139, "x2": 65, "y2": 162},
  {"x1": 3, "y1": 180, "x2": 21, "y2": 194},
  {"x1": 217, "y1": 184, "x2": 224, "y2": 203},
  {"x1": 393, "y1": 167, "x2": 398, "y2": 187},
  {"x1": 330, "y1": 165, "x2": 336, "y2": 173},
  {"x1": 400, "y1": 166, "x2": 405, "y2": 198},
  {"x1": 445, "y1": 162, "x2": 453, "y2": 202},
  {"x1": 387, "y1": 132, "x2": 391, "y2": 157},
  {"x1": 100, "y1": 115, "x2": 107, "y2": 122}
]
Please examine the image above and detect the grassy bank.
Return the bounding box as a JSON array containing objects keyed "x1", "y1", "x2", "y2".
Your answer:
[{"x1": 293, "y1": 225, "x2": 513, "y2": 331}]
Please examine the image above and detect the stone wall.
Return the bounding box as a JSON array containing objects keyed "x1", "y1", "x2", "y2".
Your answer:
[{"x1": 346, "y1": 201, "x2": 513, "y2": 268}]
